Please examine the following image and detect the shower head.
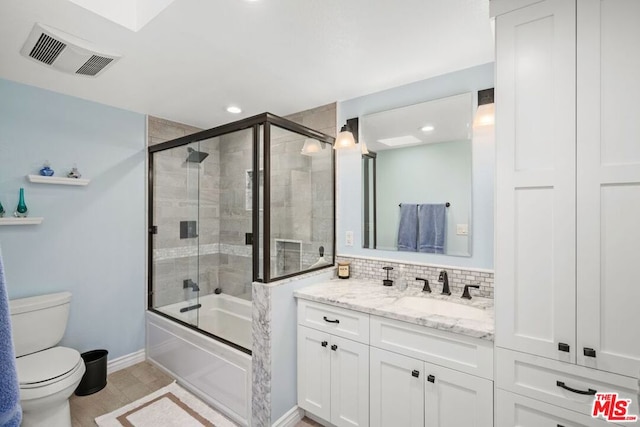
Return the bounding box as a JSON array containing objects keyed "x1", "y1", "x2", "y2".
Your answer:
[{"x1": 186, "y1": 147, "x2": 209, "y2": 163}]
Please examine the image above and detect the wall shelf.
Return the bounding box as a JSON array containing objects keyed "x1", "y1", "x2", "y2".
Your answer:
[
  {"x1": 0, "y1": 217, "x2": 44, "y2": 225},
  {"x1": 27, "y1": 175, "x2": 90, "y2": 186}
]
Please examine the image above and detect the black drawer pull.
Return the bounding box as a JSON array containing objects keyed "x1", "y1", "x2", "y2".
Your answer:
[
  {"x1": 558, "y1": 342, "x2": 570, "y2": 352},
  {"x1": 321, "y1": 341, "x2": 328, "y2": 347},
  {"x1": 331, "y1": 344, "x2": 338, "y2": 351},
  {"x1": 323, "y1": 316, "x2": 340, "y2": 324},
  {"x1": 556, "y1": 381, "x2": 597, "y2": 395},
  {"x1": 558, "y1": 424, "x2": 565, "y2": 427},
  {"x1": 583, "y1": 347, "x2": 596, "y2": 357},
  {"x1": 411, "y1": 370, "x2": 420, "y2": 378},
  {"x1": 427, "y1": 375, "x2": 435, "y2": 383}
]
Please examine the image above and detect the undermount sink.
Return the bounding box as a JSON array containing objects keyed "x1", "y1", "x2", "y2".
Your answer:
[{"x1": 395, "y1": 296, "x2": 488, "y2": 320}]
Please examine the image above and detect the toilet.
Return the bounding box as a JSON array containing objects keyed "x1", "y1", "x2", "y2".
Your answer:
[{"x1": 9, "y1": 292, "x2": 86, "y2": 427}]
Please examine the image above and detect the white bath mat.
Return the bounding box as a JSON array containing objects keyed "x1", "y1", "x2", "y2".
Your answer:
[{"x1": 95, "y1": 382, "x2": 237, "y2": 427}]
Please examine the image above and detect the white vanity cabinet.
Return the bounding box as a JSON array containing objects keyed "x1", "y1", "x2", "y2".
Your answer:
[
  {"x1": 297, "y1": 298, "x2": 495, "y2": 427},
  {"x1": 297, "y1": 301, "x2": 370, "y2": 427},
  {"x1": 494, "y1": 0, "x2": 640, "y2": 378},
  {"x1": 370, "y1": 347, "x2": 493, "y2": 427}
]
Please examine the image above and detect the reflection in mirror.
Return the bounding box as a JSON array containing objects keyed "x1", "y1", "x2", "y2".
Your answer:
[{"x1": 361, "y1": 92, "x2": 473, "y2": 257}]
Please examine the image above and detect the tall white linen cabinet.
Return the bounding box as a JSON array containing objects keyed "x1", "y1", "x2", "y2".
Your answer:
[{"x1": 492, "y1": 0, "x2": 640, "y2": 424}]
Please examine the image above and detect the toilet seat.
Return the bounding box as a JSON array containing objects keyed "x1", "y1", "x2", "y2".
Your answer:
[{"x1": 17, "y1": 347, "x2": 82, "y2": 389}]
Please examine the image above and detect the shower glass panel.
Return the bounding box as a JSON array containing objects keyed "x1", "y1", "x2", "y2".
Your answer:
[
  {"x1": 149, "y1": 114, "x2": 334, "y2": 354},
  {"x1": 269, "y1": 125, "x2": 334, "y2": 280},
  {"x1": 151, "y1": 141, "x2": 201, "y2": 327}
]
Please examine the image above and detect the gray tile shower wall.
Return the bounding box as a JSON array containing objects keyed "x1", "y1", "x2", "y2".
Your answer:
[
  {"x1": 149, "y1": 104, "x2": 336, "y2": 306},
  {"x1": 335, "y1": 255, "x2": 494, "y2": 298}
]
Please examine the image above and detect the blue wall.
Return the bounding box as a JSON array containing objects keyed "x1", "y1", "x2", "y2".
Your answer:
[
  {"x1": 337, "y1": 63, "x2": 495, "y2": 269},
  {"x1": 0, "y1": 79, "x2": 146, "y2": 359}
]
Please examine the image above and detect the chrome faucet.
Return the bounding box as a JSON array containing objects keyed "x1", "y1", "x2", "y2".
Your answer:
[
  {"x1": 183, "y1": 279, "x2": 200, "y2": 292},
  {"x1": 438, "y1": 270, "x2": 451, "y2": 295}
]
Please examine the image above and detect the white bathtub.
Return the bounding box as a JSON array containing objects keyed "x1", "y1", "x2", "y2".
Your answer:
[
  {"x1": 157, "y1": 293, "x2": 252, "y2": 350},
  {"x1": 147, "y1": 300, "x2": 252, "y2": 426}
]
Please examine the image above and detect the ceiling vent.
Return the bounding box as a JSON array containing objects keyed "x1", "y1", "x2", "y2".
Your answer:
[{"x1": 20, "y1": 23, "x2": 120, "y2": 77}]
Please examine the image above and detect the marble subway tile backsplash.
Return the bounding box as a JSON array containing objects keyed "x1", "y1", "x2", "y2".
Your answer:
[{"x1": 336, "y1": 255, "x2": 494, "y2": 299}]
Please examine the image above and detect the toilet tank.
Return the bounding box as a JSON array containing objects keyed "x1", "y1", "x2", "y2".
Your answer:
[{"x1": 9, "y1": 292, "x2": 72, "y2": 357}]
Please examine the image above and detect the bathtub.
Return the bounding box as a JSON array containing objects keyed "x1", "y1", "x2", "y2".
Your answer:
[
  {"x1": 146, "y1": 293, "x2": 252, "y2": 426},
  {"x1": 157, "y1": 293, "x2": 252, "y2": 350}
]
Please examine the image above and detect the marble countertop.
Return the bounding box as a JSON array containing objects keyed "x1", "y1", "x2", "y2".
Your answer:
[{"x1": 294, "y1": 279, "x2": 495, "y2": 341}]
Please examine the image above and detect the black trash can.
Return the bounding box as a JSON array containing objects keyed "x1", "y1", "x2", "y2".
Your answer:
[{"x1": 75, "y1": 349, "x2": 108, "y2": 396}]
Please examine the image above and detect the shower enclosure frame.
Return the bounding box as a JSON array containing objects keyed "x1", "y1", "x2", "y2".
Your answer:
[{"x1": 147, "y1": 112, "x2": 336, "y2": 353}]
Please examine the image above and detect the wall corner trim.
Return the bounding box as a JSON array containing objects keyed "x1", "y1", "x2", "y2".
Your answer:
[{"x1": 272, "y1": 406, "x2": 304, "y2": 427}]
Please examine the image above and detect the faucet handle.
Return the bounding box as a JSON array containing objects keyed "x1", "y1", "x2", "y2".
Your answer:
[
  {"x1": 416, "y1": 277, "x2": 431, "y2": 293},
  {"x1": 461, "y1": 284, "x2": 480, "y2": 299}
]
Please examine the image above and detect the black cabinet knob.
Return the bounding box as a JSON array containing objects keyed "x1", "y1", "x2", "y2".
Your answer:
[
  {"x1": 427, "y1": 375, "x2": 435, "y2": 383},
  {"x1": 321, "y1": 341, "x2": 328, "y2": 347},
  {"x1": 411, "y1": 370, "x2": 420, "y2": 378},
  {"x1": 331, "y1": 344, "x2": 338, "y2": 351},
  {"x1": 583, "y1": 347, "x2": 596, "y2": 357},
  {"x1": 558, "y1": 342, "x2": 570, "y2": 352}
]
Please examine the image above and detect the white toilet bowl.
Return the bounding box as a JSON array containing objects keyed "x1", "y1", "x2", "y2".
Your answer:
[{"x1": 16, "y1": 346, "x2": 86, "y2": 427}]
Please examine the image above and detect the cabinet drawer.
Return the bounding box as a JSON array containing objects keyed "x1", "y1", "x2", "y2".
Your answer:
[
  {"x1": 496, "y1": 348, "x2": 639, "y2": 423},
  {"x1": 298, "y1": 300, "x2": 369, "y2": 344},
  {"x1": 370, "y1": 315, "x2": 493, "y2": 380},
  {"x1": 497, "y1": 389, "x2": 614, "y2": 427}
]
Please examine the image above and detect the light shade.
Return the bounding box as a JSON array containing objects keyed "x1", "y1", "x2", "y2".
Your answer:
[
  {"x1": 473, "y1": 103, "x2": 495, "y2": 128},
  {"x1": 301, "y1": 138, "x2": 323, "y2": 156},
  {"x1": 334, "y1": 129, "x2": 356, "y2": 150},
  {"x1": 473, "y1": 87, "x2": 495, "y2": 128}
]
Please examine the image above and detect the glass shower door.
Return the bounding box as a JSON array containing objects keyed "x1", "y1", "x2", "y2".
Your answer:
[{"x1": 151, "y1": 141, "x2": 201, "y2": 327}]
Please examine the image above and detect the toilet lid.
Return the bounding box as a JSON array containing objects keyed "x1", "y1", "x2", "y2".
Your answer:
[{"x1": 16, "y1": 347, "x2": 81, "y2": 385}]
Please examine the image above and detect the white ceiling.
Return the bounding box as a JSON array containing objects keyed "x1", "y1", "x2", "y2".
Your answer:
[{"x1": 0, "y1": 0, "x2": 494, "y2": 129}]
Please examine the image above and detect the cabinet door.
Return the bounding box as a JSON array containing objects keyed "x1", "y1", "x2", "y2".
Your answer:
[
  {"x1": 424, "y1": 362, "x2": 493, "y2": 427},
  {"x1": 576, "y1": 0, "x2": 640, "y2": 379},
  {"x1": 496, "y1": 389, "x2": 613, "y2": 427},
  {"x1": 330, "y1": 336, "x2": 369, "y2": 427},
  {"x1": 297, "y1": 326, "x2": 331, "y2": 421},
  {"x1": 495, "y1": 0, "x2": 577, "y2": 362},
  {"x1": 370, "y1": 347, "x2": 424, "y2": 427}
]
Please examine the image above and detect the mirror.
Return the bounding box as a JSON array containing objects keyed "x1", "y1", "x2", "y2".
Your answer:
[{"x1": 361, "y1": 92, "x2": 473, "y2": 257}]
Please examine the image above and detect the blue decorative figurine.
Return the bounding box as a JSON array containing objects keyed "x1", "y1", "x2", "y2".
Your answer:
[{"x1": 39, "y1": 161, "x2": 54, "y2": 176}]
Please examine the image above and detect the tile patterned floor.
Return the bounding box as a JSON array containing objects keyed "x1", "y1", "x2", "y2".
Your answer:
[
  {"x1": 70, "y1": 360, "x2": 322, "y2": 426},
  {"x1": 70, "y1": 361, "x2": 174, "y2": 426}
]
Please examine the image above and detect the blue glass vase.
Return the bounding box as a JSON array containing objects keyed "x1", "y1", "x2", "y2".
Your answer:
[{"x1": 14, "y1": 188, "x2": 28, "y2": 218}]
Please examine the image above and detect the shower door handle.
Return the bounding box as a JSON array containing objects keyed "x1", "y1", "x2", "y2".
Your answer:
[{"x1": 323, "y1": 316, "x2": 340, "y2": 324}]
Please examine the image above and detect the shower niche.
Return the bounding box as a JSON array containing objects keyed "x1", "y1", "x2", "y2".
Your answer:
[{"x1": 148, "y1": 113, "x2": 335, "y2": 353}]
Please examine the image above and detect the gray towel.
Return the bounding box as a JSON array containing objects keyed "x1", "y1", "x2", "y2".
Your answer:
[
  {"x1": 0, "y1": 247, "x2": 22, "y2": 427},
  {"x1": 418, "y1": 204, "x2": 446, "y2": 254},
  {"x1": 397, "y1": 204, "x2": 418, "y2": 252}
]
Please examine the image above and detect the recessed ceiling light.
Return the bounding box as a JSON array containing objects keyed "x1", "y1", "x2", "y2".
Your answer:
[
  {"x1": 226, "y1": 106, "x2": 242, "y2": 114},
  {"x1": 421, "y1": 125, "x2": 435, "y2": 132}
]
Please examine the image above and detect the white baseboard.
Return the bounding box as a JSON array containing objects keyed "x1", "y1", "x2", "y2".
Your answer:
[
  {"x1": 272, "y1": 406, "x2": 304, "y2": 427},
  {"x1": 107, "y1": 349, "x2": 146, "y2": 374}
]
